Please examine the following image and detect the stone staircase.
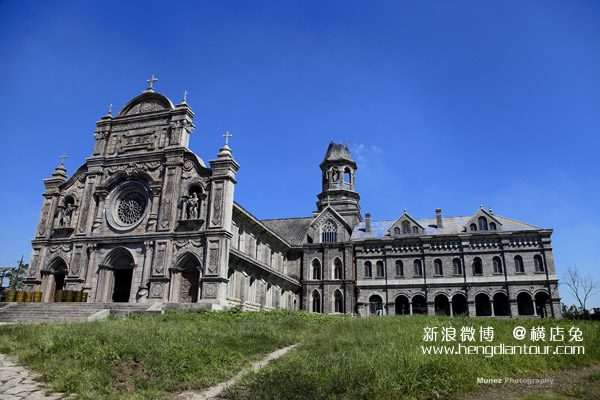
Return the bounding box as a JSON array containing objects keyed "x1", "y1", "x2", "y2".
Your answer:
[{"x1": 0, "y1": 302, "x2": 164, "y2": 324}]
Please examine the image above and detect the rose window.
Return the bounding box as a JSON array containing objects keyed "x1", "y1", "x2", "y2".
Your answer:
[{"x1": 117, "y1": 191, "x2": 147, "y2": 225}]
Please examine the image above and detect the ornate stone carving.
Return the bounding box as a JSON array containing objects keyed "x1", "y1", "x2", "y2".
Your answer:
[
  {"x1": 78, "y1": 179, "x2": 94, "y2": 234},
  {"x1": 28, "y1": 249, "x2": 40, "y2": 277},
  {"x1": 151, "y1": 283, "x2": 163, "y2": 298},
  {"x1": 160, "y1": 169, "x2": 176, "y2": 229},
  {"x1": 207, "y1": 241, "x2": 220, "y2": 275},
  {"x1": 125, "y1": 100, "x2": 168, "y2": 116},
  {"x1": 211, "y1": 184, "x2": 223, "y2": 226},
  {"x1": 204, "y1": 283, "x2": 217, "y2": 298},
  {"x1": 70, "y1": 248, "x2": 82, "y2": 275},
  {"x1": 154, "y1": 243, "x2": 166, "y2": 275},
  {"x1": 38, "y1": 199, "x2": 51, "y2": 236}
]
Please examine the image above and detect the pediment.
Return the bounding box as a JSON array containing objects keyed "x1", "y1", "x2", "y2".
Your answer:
[
  {"x1": 464, "y1": 208, "x2": 502, "y2": 232},
  {"x1": 387, "y1": 212, "x2": 425, "y2": 236},
  {"x1": 311, "y1": 206, "x2": 351, "y2": 233},
  {"x1": 116, "y1": 92, "x2": 174, "y2": 117}
]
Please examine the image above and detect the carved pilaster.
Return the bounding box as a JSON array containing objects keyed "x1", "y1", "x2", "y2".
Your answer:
[
  {"x1": 147, "y1": 182, "x2": 161, "y2": 232},
  {"x1": 92, "y1": 188, "x2": 108, "y2": 234},
  {"x1": 158, "y1": 167, "x2": 177, "y2": 231},
  {"x1": 77, "y1": 175, "x2": 96, "y2": 235}
]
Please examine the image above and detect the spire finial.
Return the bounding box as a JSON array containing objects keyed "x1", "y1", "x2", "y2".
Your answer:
[
  {"x1": 108, "y1": 104, "x2": 113, "y2": 115},
  {"x1": 480, "y1": 201, "x2": 483, "y2": 209},
  {"x1": 404, "y1": 206, "x2": 407, "y2": 214},
  {"x1": 183, "y1": 90, "x2": 188, "y2": 103},
  {"x1": 59, "y1": 153, "x2": 68, "y2": 166},
  {"x1": 489, "y1": 203, "x2": 493, "y2": 214},
  {"x1": 146, "y1": 74, "x2": 158, "y2": 91},
  {"x1": 222, "y1": 131, "x2": 232, "y2": 146}
]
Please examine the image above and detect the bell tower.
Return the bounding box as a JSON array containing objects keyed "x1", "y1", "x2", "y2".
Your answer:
[{"x1": 315, "y1": 142, "x2": 362, "y2": 228}]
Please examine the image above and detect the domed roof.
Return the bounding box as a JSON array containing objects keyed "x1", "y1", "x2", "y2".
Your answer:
[
  {"x1": 321, "y1": 141, "x2": 356, "y2": 168},
  {"x1": 116, "y1": 91, "x2": 175, "y2": 117}
]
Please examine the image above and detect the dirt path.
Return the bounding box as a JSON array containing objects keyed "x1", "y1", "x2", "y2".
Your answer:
[
  {"x1": 176, "y1": 343, "x2": 299, "y2": 400},
  {"x1": 460, "y1": 363, "x2": 600, "y2": 400}
]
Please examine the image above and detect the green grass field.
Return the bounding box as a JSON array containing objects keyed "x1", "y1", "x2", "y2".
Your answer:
[{"x1": 0, "y1": 310, "x2": 598, "y2": 399}]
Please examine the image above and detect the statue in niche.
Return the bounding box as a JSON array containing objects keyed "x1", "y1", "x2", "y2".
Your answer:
[
  {"x1": 332, "y1": 167, "x2": 340, "y2": 182},
  {"x1": 187, "y1": 192, "x2": 199, "y2": 219},
  {"x1": 62, "y1": 203, "x2": 76, "y2": 226}
]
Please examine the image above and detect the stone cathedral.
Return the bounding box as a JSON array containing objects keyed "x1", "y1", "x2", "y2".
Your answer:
[{"x1": 24, "y1": 80, "x2": 562, "y2": 318}]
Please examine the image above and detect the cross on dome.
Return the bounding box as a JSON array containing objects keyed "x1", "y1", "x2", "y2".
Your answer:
[
  {"x1": 146, "y1": 74, "x2": 158, "y2": 91},
  {"x1": 59, "y1": 153, "x2": 68, "y2": 165},
  {"x1": 222, "y1": 131, "x2": 232, "y2": 146}
]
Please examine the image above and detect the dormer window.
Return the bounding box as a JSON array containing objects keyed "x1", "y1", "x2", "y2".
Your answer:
[
  {"x1": 478, "y1": 217, "x2": 488, "y2": 231},
  {"x1": 412, "y1": 226, "x2": 419, "y2": 234},
  {"x1": 470, "y1": 223, "x2": 477, "y2": 232},
  {"x1": 394, "y1": 227, "x2": 400, "y2": 235},
  {"x1": 489, "y1": 222, "x2": 497, "y2": 230},
  {"x1": 402, "y1": 221, "x2": 410, "y2": 234}
]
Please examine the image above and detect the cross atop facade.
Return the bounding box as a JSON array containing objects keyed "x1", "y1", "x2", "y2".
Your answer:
[
  {"x1": 147, "y1": 74, "x2": 158, "y2": 90},
  {"x1": 108, "y1": 104, "x2": 113, "y2": 114},
  {"x1": 222, "y1": 131, "x2": 232, "y2": 146},
  {"x1": 183, "y1": 90, "x2": 188, "y2": 102},
  {"x1": 59, "y1": 153, "x2": 68, "y2": 165}
]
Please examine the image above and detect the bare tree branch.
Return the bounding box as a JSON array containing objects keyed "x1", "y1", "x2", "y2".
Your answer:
[{"x1": 561, "y1": 265, "x2": 600, "y2": 318}]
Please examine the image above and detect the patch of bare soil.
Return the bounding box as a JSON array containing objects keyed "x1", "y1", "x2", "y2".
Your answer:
[{"x1": 459, "y1": 364, "x2": 600, "y2": 400}]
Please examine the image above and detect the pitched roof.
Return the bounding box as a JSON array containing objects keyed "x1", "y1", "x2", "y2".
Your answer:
[
  {"x1": 321, "y1": 142, "x2": 355, "y2": 165},
  {"x1": 351, "y1": 215, "x2": 542, "y2": 240},
  {"x1": 261, "y1": 217, "x2": 313, "y2": 247}
]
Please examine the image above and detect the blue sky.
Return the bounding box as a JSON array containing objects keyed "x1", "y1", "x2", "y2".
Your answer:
[{"x1": 0, "y1": 1, "x2": 598, "y2": 307}]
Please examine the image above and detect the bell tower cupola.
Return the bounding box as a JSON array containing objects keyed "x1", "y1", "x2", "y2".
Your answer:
[{"x1": 315, "y1": 142, "x2": 362, "y2": 228}]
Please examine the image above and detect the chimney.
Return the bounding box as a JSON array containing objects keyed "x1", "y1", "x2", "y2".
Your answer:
[
  {"x1": 365, "y1": 212, "x2": 371, "y2": 233},
  {"x1": 435, "y1": 208, "x2": 443, "y2": 229}
]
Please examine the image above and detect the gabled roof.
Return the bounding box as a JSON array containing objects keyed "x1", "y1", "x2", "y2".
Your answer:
[
  {"x1": 351, "y1": 214, "x2": 542, "y2": 240},
  {"x1": 387, "y1": 212, "x2": 425, "y2": 235},
  {"x1": 464, "y1": 207, "x2": 502, "y2": 229},
  {"x1": 261, "y1": 217, "x2": 313, "y2": 247},
  {"x1": 311, "y1": 206, "x2": 352, "y2": 232}
]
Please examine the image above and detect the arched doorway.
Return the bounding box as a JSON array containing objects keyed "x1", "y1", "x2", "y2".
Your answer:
[
  {"x1": 412, "y1": 294, "x2": 427, "y2": 315},
  {"x1": 369, "y1": 295, "x2": 383, "y2": 316},
  {"x1": 111, "y1": 253, "x2": 134, "y2": 303},
  {"x1": 535, "y1": 292, "x2": 551, "y2": 318},
  {"x1": 434, "y1": 294, "x2": 450, "y2": 316},
  {"x1": 475, "y1": 293, "x2": 492, "y2": 316},
  {"x1": 452, "y1": 293, "x2": 468, "y2": 316},
  {"x1": 178, "y1": 255, "x2": 201, "y2": 303},
  {"x1": 517, "y1": 292, "x2": 535, "y2": 315},
  {"x1": 395, "y1": 295, "x2": 410, "y2": 315},
  {"x1": 493, "y1": 292, "x2": 510, "y2": 316},
  {"x1": 43, "y1": 258, "x2": 68, "y2": 302}
]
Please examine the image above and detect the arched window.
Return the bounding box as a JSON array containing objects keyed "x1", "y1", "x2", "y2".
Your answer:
[
  {"x1": 470, "y1": 223, "x2": 477, "y2": 232},
  {"x1": 312, "y1": 259, "x2": 321, "y2": 280},
  {"x1": 364, "y1": 261, "x2": 372, "y2": 278},
  {"x1": 473, "y1": 257, "x2": 483, "y2": 276},
  {"x1": 395, "y1": 260, "x2": 404, "y2": 277},
  {"x1": 453, "y1": 258, "x2": 462, "y2": 275},
  {"x1": 322, "y1": 220, "x2": 337, "y2": 243},
  {"x1": 402, "y1": 221, "x2": 410, "y2": 234},
  {"x1": 534, "y1": 255, "x2": 544, "y2": 272},
  {"x1": 376, "y1": 261, "x2": 384, "y2": 278},
  {"x1": 489, "y1": 222, "x2": 497, "y2": 230},
  {"x1": 478, "y1": 216, "x2": 488, "y2": 231},
  {"x1": 414, "y1": 259, "x2": 422, "y2": 277},
  {"x1": 343, "y1": 168, "x2": 351, "y2": 185},
  {"x1": 334, "y1": 291, "x2": 343, "y2": 313},
  {"x1": 515, "y1": 256, "x2": 524, "y2": 273},
  {"x1": 394, "y1": 227, "x2": 400, "y2": 235},
  {"x1": 434, "y1": 259, "x2": 443, "y2": 276},
  {"x1": 334, "y1": 258, "x2": 342, "y2": 279},
  {"x1": 493, "y1": 256, "x2": 503, "y2": 274},
  {"x1": 412, "y1": 226, "x2": 419, "y2": 234},
  {"x1": 312, "y1": 291, "x2": 321, "y2": 313}
]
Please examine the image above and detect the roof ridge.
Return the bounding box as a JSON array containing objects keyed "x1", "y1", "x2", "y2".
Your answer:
[
  {"x1": 494, "y1": 214, "x2": 542, "y2": 229},
  {"x1": 261, "y1": 216, "x2": 314, "y2": 222}
]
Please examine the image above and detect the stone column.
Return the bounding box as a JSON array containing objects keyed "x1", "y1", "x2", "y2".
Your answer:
[
  {"x1": 490, "y1": 300, "x2": 495, "y2": 317},
  {"x1": 92, "y1": 188, "x2": 107, "y2": 234},
  {"x1": 449, "y1": 301, "x2": 454, "y2": 317},
  {"x1": 409, "y1": 301, "x2": 413, "y2": 315}
]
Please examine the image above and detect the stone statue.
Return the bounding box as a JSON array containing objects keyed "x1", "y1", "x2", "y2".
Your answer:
[
  {"x1": 187, "y1": 192, "x2": 199, "y2": 219},
  {"x1": 63, "y1": 203, "x2": 75, "y2": 227}
]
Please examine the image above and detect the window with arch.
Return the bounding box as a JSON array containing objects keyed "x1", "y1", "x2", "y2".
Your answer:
[
  {"x1": 534, "y1": 255, "x2": 544, "y2": 272},
  {"x1": 395, "y1": 260, "x2": 404, "y2": 277},
  {"x1": 312, "y1": 259, "x2": 321, "y2": 280},
  {"x1": 412, "y1": 226, "x2": 419, "y2": 234},
  {"x1": 473, "y1": 257, "x2": 483, "y2": 276},
  {"x1": 364, "y1": 261, "x2": 372, "y2": 278},
  {"x1": 343, "y1": 167, "x2": 351, "y2": 184},
  {"x1": 478, "y1": 216, "x2": 488, "y2": 231},
  {"x1": 376, "y1": 261, "x2": 384, "y2": 278},
  {"x1": 394, "y1": 227, "x2": 400, "y2": 235},
  {"x1": 402, "y1": 221, "x2": 410, "y2": 234},
  {"x1": 312, "y1": 291, "x2": 321, "y2": 313},
  {"x1": 434, "y1": 259, "x2": 443, "y2": 276},
  {"x1": 470, "y1": 223, "x2": 477, "y2": 232},
  {"x1": 489, "y1": 222, "x2": 497, "y2": 230},
  {"x1": 493, "y1": 256, "x2": 503, "y2": 274},
  {"x1": 322, "y1": 220, "x2": 337, "y2": 243},
  {"x1": 453, "y1": 258, "x2": 462, "y2": 275},
  {"x1": 515, "y1": 255, "x2": 524, "y2": 273},
  {"x1": 414, "y1": 259, "x2": 423, "y2": 277},
  {"x1": 333, "y1": 258, "x2": 343, "y2": 279},
  {"x1": 334, "y1": 291, "x2": 344, "y2": 313}
]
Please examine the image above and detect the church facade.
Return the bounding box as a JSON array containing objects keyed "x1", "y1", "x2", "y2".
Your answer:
[{"x1": 24, "y1": 83, "x2": 562, "y2": 318}]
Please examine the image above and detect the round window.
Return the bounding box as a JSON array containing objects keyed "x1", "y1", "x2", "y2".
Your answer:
[{"x1": 106, "y1": 181, "x2": 150, "y2": 231}]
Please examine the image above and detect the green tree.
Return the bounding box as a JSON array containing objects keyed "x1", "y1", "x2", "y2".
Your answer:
[{"x1": 7, "y1": 263, "x2": 28, "y2": 290}]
